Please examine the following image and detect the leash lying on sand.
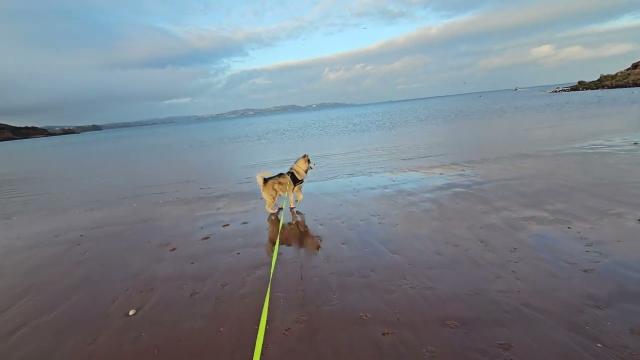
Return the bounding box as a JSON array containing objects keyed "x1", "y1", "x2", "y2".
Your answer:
[{"x1": 253, "y1": 198, "x2": 287, "y2": 360}]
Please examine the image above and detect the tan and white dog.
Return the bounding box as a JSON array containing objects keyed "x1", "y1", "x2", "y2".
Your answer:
[{"x1": 256, "y1": 154, "x2": 313, "y2": 213}]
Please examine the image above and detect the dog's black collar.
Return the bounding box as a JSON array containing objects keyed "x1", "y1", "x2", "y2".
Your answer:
[{"x1": 287, "y1": 171, "x2": 304, "y2": 187}]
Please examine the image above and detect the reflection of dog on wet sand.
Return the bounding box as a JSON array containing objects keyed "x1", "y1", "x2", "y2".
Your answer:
[
  {"x1": 267, "y1": 209, "x2": 321, "y2": 256},
  {"x1": 256, "y1": 154, "x2": 313, "y2": 213}
]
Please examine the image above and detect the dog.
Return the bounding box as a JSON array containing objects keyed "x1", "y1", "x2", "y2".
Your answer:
[
  {"x1": 266, "y1": 209, "x2": 321, "y2": 256},
  {"x1": 256, "y1": 154, "x2": 313, "y2": 213}
]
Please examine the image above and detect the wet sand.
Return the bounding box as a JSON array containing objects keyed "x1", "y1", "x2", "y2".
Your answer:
[{"x1": 2, "y1": 140, "x2": 640, "y2": 359}]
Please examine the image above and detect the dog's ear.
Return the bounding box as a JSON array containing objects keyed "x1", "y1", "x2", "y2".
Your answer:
[{"x1": 302, "y1": 154, "x2": 308, "y2": 158}]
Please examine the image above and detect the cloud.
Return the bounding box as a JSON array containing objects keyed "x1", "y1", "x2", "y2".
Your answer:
[
  {"x1": 321, "y1": 56, "x2": 430, "y2": 82},
  {"x1": 540, "y1": 43, "x2": 637, "y2": 64},
  {"x1": 217, "y1": 0, "x2": 639, "y2": 104},
  {"x1": 162, "y1": 97, "x2": 193, "y2": 105},
  {"x1": 557, "y1": 11, "x2": 640, "y2": 37},
  {"x1": 1, "y1": 0, "x2": 640, "y2": 125},
  {"x1": 478, "y1": 42, "x2": 638, "y2": 69}
]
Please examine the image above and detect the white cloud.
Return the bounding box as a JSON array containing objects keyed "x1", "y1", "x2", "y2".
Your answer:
[
  {"x1": 162, "y1": 97, "x2": 193, "y2": 105},
  {"x1": 558, "y1": 12, "x2": 640, "y2": 37},
  {"x1": 478, "y1": 42, "x2": 638, "y2": 69},
  {"x1": 321, "y1": 56, "x2": 430, "y2": 81}
]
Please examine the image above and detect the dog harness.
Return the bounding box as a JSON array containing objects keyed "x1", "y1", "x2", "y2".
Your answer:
[{"x1": 287, "y1": 171, "x2": 304, "y2": 187}]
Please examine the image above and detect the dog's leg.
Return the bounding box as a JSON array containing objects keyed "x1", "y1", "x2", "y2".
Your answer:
[
  {"x1": 288, "y1": 191, "x2": 295, "y2": 209},
  {"x1": 265, "y1": 196, "x2": 278, "y2": 213},
  {"x1": 294, "y1": 187, "x2": 303, "y2": 205}
]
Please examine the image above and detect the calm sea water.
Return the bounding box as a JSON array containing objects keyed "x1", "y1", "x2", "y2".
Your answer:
[{"x1": 1, "y1": 86, "x2": 639, "y2": 219}]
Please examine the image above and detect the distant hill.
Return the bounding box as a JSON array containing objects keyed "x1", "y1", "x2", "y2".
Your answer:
[
  {"x1": 0, "y1": 102, "x2": 350, "y2": 142},
  {"x1": 0, "y1": 123, "x2": 52, "y2": 142},
  {"x1": 102, "y1": 102, "x2": 352, "y2": 130},
  {"x1": 0, "y1": 123, "x2": 102, "y2": 142},
  {"x1": 43, "y1": 124, "x2": 103, "y2": 134},
  {"x1": 553, "y1": 60, "x2": 640, "y2": 92}
]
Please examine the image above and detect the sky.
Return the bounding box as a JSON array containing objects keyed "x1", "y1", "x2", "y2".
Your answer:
[{"x1": 1, "y1": 0, "x2": 639, "y2": 126}]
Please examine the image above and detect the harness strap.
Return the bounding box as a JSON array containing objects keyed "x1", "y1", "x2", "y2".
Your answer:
[{"x1": 287, "y1": 171, "x2": 304, "y2": 187}]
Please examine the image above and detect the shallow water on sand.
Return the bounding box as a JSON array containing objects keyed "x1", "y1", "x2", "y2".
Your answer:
[
  {"x1": 1, "y1": 86, "x2": 640, "y2": 359},
  {"x1": 1, "y1": 86, "x2": 639, "y2": 219}
]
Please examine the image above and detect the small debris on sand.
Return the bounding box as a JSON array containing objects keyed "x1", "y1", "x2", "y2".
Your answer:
[
  {"x1": 222, "y1": 224, "x2": 230, "y2": 228},
  {"x1": 381, "y1": 329, "x2": 395, "y2": 336},
  {"x1": 282, "y1": 327, "x2": 292, "y2": 336},
  {"x1": 241, "y1": 221, "x2": 249, "y2": 225},
  {"x1": 422, "y1": 347, "x2": 437, "y2": 359},
  {"x1": 581, "y1": 268, "x2": 595, "y2": 274},
  {"x1": 189, "y1": 290, "x2": 200, "y2": 298},
  {"x1": 496, "y1": 341, "x2": 513, "y2": 352},
  {"x1": 359, "y1": 313, "x2": 371, "y2": 320},
  {"x1": 169, "y1": 247, "x2": 177, "y2": 252},
  {"x1": 445, "y1": 320, "x2": 460, "y2": 329},
  {"x1": 201, "y1": 235, "x2": 211, "y2": 241},
  {"x1": 128, "y1": 309, "x2": 137, "y2": 317}
]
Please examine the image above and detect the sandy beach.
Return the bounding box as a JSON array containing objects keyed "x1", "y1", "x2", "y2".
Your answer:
[{"x1": 1, "y1": 88, "x2": 640, "y2": 359}]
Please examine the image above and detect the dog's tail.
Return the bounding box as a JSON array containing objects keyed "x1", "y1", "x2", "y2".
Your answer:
[{"x1": 256, "y1": 171, "x2": 271, "y2": 192}]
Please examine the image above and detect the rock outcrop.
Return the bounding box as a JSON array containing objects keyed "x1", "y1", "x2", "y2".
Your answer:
[{"x1": 552, "y1": 60, "x2": 640, "y2": 92}]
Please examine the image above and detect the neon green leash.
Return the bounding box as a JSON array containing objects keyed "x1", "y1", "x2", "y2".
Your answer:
[{"x1": 253, "y1": 198, "x2": 287, "y2": 360}]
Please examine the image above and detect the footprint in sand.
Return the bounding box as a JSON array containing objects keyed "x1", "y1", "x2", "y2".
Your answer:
[{"x1": 496, "y1": 341, "x2": 513, "y2": 352}]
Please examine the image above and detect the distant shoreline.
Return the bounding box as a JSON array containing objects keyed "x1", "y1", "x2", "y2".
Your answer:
[
  {"x1": 0, "y1": 123, "x2": 102, "y2": 142},
  {"x1": 3, "y1": 62, "x2": 639, "y2": 143},
  {"x1": 0, "y1": 103, "x2": 352, "y2": 142}
]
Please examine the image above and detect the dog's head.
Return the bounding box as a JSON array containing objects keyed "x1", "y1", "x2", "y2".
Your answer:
[{"x1": 295, "y1": 153, "x2": 314, "y2": 173}]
